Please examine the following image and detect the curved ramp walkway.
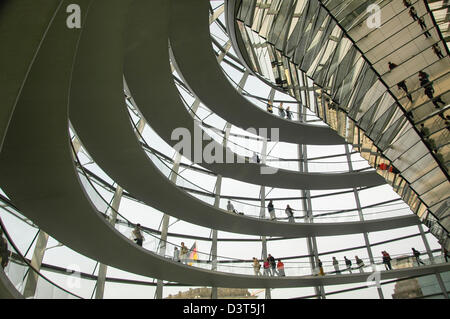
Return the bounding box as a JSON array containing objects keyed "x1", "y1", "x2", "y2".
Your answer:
[
  {"x1": 0, "y1": 0, "x2": 62, "y2": 153},
  {"x1": 123, "y1": 0, "x2": 384, "y2": 190},
  {"x1": 0, "y1": 0, "x2": 432, "y2": 288},
  {"x1": 69, "y1": 0, "x2": 416, "y2": 237},
  {"x1": 168, "y1": 0, "x2": 343, "y2": 146},
  {"x1": 0, "y1": 268, "x2": 23, "y2": 299}
]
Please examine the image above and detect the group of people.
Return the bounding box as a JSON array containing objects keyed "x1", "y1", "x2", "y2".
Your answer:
[
  {"x1": 267, "y1": 101, "x2": 293, "y2": 120},
  {"x1": 173, "y1": 242, "x2": 190, "y2": 264},
  {"x1": 329, "y1": 256, "x2": 365, "y2": 275},
  {"x1": 129, "y1": 221, "x2": 449, "y2": 278},
  {"x1": 252, "y1": 251, "x2": 394, "y2": 277},
  {"x1": 419, "y1": 70, "x2": 446, "y2": 109},
  {"x1": 253, "y1": 254, "x2": 285, "y2": 277},
  {"x1": 390, "y1": 67, "x2": 446, "y2": 110},
  {"x1": 267, "y1": 200, "x2": 295, "y2": 223},
  {"x1": 377, "y1": 162, "x2": 400, "y2": 174},
  {"x1": 324, "y1": 251, "x2": 394, "y2": 275},
  {"x1": 227, "y1": 200, "x2": 296, "y2": 222},
  {"x1": 404, "y1": 0, "x2": 445, "y2": 60},
  {"x1": 389, "y1": 2, "x2": 447, "y2": 110}
]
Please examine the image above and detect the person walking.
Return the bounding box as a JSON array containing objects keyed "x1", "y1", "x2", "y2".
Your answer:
[
  {"x1": 267, "y1": 102, "x2": 273, "y2": 113},
  {"x1": 397, "y1": 80, "x2": 413, "y2": 102},
  {"x1": 332, "y1": 257, "x2": 340, "y2": 274},
  {"x1": 268, "y1": 254, "x2": 278, "y2": 276},
  {"x1": 180, "y1": 242, "x2": 189, "y2": 264},
  {"x1": 285, "y1": 205, "x2": 295, "y2": 223},
  {"x1": 318, "y1": 259, "x2": 325, "y2": 276},
  {"x1": 382, "y1": 251, "x2": 392, "y2": 270},
  {"x1": 412, "y1": 248, "x2": 425, "y2": 266},
  {"x1": 277, "y1": 259, "x2": 285, "y2": 276},
  {"x1": 132, "y1": 223, "x2": 144, "y2": 247},
  {"x1": 418, "y1": 17, "x2": 431, "y2": 38},
  {"x1": 424, "y1": 85, "x2": 446, "y2": 108},
  {"x1": 420, "y1": 123, "x2": 430, "y2": 138},
  {"x1": 344, "y1": 256, "x2": 352, "y2": 273},
  {"x1": 419, "y1": 70, "x2": 430, "y2": 82},
  {"x1": 278, "y1": 103, "x2": 286, "y2": 118},
  {"x1": 419, "y1": 70, "x2": 431, "y2": 90},
  {"x1": 253, "y1": 257, "x2": 262, "y2": 276},
  {"x1": 433, "y1": 44, "x2": 445, "y2": 59},
  {"x1": 409, "y1": 6, "x2": 418, "y2": 21},
  {"x1": 267, "y1": 200, "x2": 276, "y2": 220},
  {"x1": 173, "y1": 247, "x2": 180, "y2": 262},
  {"x1": 286, "y1": 106, "x2": 293, "y2": 120},
  {"x1": 263, "y1": 258, "x2": 271, "y2": 276},
  {"x1": 355, "y1": 256, "x2": 365, "y2": 273}
]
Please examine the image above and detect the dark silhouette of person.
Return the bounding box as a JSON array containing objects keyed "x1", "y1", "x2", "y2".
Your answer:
[
  {"x1": 397, "y1": 80, "x2": 413, "y2": 102},
  {"x1": 268, "y1": 254, "x2": 278, "y2": 276},
  {"x1": 403, "y1": 0, "x2": 411, "y2": 7},
  {"x1": 382, "y1": 251, "x2": 392, "y2": 270},
  {"x1": 412, "y1": 248, "x2": 425, "y2": 266},
  {"x1": 388, "y1": 62, "x2": 398, "y2": 71},
  {"x1": 418, "y1": 17, "x2": 431, "y2": 38},
  {"x1": 420, "y1": 123, "x2": 430, "y2": 138},
  {"x1": 433, "y1": 44, "x2": 444, "y2": 59},
  {"x1": 286, "y1": 106, "x2": 293, "y2": 120},
  {"x1": 419, "y1": 70, "x2": 430, "y2": 82},
  {"x1": 267, "y1": 200, "x2": 275, "y2": 220},
  {"x1": 409, "y1": 6, "x2": 418, "y2": 21},
  {"x1": 344, "y1": 256, "x2": 352, "y2": 274},
  {"x1": 424, "y1": 85, "x2": 446, "y2": 108}
]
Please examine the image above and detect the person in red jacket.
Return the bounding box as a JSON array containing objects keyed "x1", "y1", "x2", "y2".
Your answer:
[
  {"x1": 382, "y1": 251, "x2": 392, "y2": 270},
  {"x1": 277, "y1": 260, "x2": 285, "y2": 277},
  {"x1": 263, "y1": 258, "x2": 271, "y2": 276}
]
